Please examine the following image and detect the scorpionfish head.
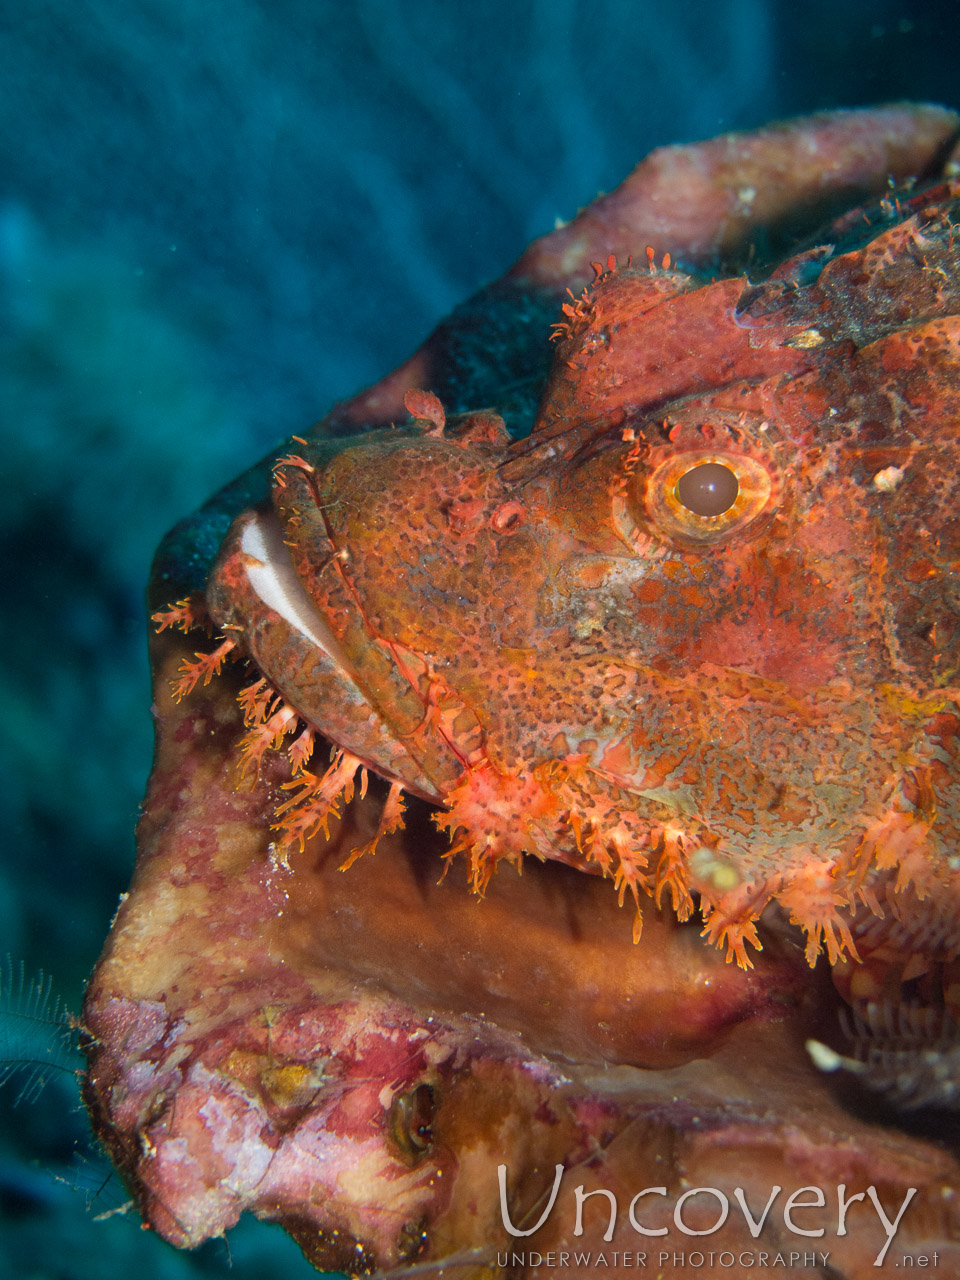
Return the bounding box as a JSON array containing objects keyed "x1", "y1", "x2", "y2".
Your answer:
[{"x1": 195, "y1": 185, "x2": 960, "y2": 971}]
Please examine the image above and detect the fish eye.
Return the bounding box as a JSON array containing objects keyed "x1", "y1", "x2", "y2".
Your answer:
[
  {"x1": 631, "y1": 448, "x2": 775, "y2": 546},
  {"x1": 676, "y1": 462, "x2": 739, "y2": 517}
]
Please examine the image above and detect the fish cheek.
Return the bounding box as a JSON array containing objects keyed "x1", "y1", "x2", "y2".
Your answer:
[
  {"x1": 547, "y1": 450, "x2": 640, "y2": 554},
  {"x1": 625, "y1": 558, "x2": 717, "y2": 660},
  {"x1": 871, "y1": 460, "x2": 960, "y2": 685},
  {"x1": 204, "y1": 510, "x2": 439, "y2": 794}
]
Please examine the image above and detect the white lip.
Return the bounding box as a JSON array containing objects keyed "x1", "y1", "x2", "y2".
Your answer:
[{"x1": 240, "y1": 511, "x2": 355, "y2": 678}]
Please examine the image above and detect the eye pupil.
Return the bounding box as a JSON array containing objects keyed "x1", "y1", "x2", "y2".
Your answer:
[{"x1": 676, "y1": 462, "x2": 739, "y2": 517}]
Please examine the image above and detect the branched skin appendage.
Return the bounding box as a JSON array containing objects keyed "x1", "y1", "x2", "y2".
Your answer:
[
  {"x1": 152, "y1": 596, "x2": 238, "y2": 700},
  {"x1": 156, "y1": 183, "x2": 960, "y2": 980},
  {"x1": 152, "y1": 600, "x2": 370, "y2": 857}
]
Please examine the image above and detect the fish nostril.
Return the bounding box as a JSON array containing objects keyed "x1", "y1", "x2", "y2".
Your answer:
[
  {"x1": 490, "y1": 500, "x2": 525, "y2": 533},
  {"x1": 676, "y1": 462, "x2": 739, "y2": 517}
]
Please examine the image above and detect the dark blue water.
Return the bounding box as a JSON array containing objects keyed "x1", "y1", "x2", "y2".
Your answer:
[{"x1": 0, "y1": 1, "x2": 956, "y2": 1274}]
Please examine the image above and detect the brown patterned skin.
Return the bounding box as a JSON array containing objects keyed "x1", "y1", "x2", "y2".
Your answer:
[{"x1": 195, "y1": 180, "x2": 960, "y2": 977}]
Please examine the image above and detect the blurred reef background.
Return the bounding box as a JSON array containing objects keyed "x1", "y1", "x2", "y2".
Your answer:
[{"x1": 0, "y1": 1, "x2": 957, "y2": 1275}]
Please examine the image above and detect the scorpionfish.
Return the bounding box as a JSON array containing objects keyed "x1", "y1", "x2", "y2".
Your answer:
[{"x1": 156, "y1": 180, "x2": 960, "y2": 977}]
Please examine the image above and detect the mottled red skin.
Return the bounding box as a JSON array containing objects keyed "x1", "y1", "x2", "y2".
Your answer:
[{"x1": 84, "y1": 106, "x2": 960, "y2": 1276}]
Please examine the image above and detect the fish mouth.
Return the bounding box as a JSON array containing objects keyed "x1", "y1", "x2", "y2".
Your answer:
[
  {"x1": 209, "y1": 506, "x2": 444, "y2": 802},
  {"x1": 238, "y1": 508, "x2": 356, "y2": 682}
]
